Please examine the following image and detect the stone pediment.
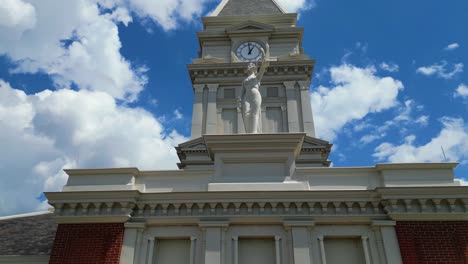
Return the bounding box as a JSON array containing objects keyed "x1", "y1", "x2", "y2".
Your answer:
[
  {"x1": 302, "y1": 136, "x2": 331, "y2": 149},
  {"x1": 177, "y1": 137, "x2": 207, "y2": 152},
  {"x1": 176, "y1": 137, "x2": 212, "y2": 169},
  {"x1": 226, "y1": 20, "x2": 275, "y2": 34}
]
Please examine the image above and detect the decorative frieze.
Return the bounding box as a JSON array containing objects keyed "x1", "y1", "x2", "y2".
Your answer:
[{"x1": 46, "y1": 189, "x2": 468, "y2": 223}]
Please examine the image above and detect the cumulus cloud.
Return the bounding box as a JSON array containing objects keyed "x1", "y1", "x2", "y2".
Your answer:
[
  {"x1": 358, "y1": 100, "x2": 428, "y2": 145},
  {"x1": 373, "y1": 117, "x2": 468, "y2": 163},
  {"x1": 445, "y1": 43, "x2": 460, "y2": 51},
  {"x1": 0, "y1": 0, "x2": 215, "y2": 102},
  {"x1": 0, "y1": 0, "x2": 147, "y2": 102},
  {"x1": 0, "y1": 0, "x2": 36, "y2": 30},
  {"x1": 98, "y1": 0, "x2": 211, "y2": 31},
  {"x1": 416, "y1": 61, "x2": 464, "y2": 79},
  {"x1": 311, "y1": 64, "x2": 404, "y2": 141},
  {"x1": 455, "y1": 84, "x2": 468, "y2": 98},
  {"x1": 0, "y1": 80, "x2": 187, "y2": 216},
  {"x1": 275, "y1": 0, "x2": 315, "y2": 13},
  {"x1": 379, "y1": 62, "x2": 399, "y2": 73}
]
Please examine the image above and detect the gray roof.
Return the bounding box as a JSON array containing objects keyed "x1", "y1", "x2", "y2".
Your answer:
[
  {"x1": 218, "y1": 0, "x2": 284, "y2": 16},
  {"x1": 0, "y1": 212, "x2": 57, "y2": 256}
]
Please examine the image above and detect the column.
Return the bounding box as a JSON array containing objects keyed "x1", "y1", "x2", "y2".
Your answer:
[
  {"x1": 318, "y1": 236, "x2": 326, "y2": 264},
  {"x1": 120, "y1": 223, "x2": 146, "y2": 264},
  {"x1": 206, "y1": 84, "x2": 219, "y2": 134},
  {"x1": 190, "y1": 237, "x2": 197, "y2": 264},
  {"x1": 285, "y1": 221, "x2": 315, "y2": 264},
  {"x1": 298, "y1": 81, "x2": 316, "y2": 137},
  {"x1": 372, "y1": 225, "x2": 387, "y2": 264},
  {"x1": 191, "y1": 84, "x2": 205, "y2": 138},
  {"x1": 361, "y1": 236, "x2": 371, "y2": 264},
  {"x1": 199, "y1": 222, "x2": 228, "y2": 264},
  {"x1": 275, "y1": 236, "x2": 282, "y2": 264},
  {"x1": 373, "y1": 221, "x2": 402, "y2": 264},
  {"x1": 284, "y1": 81, "x2": 300, "y2": 132},
  {"x1": 147, "y1": 237, "x2": 155, "y2": 264},
  {"x1": 233, "y1": 236, "x2": 239, "y2": 264}
]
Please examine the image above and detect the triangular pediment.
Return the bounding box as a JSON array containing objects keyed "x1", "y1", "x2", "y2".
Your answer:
[
  {"x1": 177, "y1": 137, "x2": 207, "y2": 151},
  {"x1": 212, "y1": 0, "x2": 285, "y2": 17},
  {"x1": 302, "y1": 136, "x2": 332, "y2": 149},
  {"x1": 226, "y1": 20, "x2": 275, "y2": 34}
]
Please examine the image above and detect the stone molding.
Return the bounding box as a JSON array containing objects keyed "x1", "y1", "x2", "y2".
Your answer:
[
  {"x1": 46, "y1": 188, "x2": 468, "y2": 224},
  {"x1": 187, "y1": 61, "x2": 315, "y2": 84}
]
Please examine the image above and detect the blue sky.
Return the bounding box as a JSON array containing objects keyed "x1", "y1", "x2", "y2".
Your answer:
[{"x1": 0, "y1": 0, "x2": 467, "y2": 216}]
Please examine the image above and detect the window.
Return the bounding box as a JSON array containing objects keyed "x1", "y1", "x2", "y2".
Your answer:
[
  {"x1": 265, "y1": 107, "x2": 283, "y2": 133},
  {"x1": 224, "y1": 88, "x2": 236, "y2": 99},
  {"x1": 238, "y1": 238, "x2": 276, "y2": 264},
  {"x1": 267, "y1": 87, "x2": 279, "y2": 97},
  {"x1": 155, "y1": 239, "x2": 191, "y2": 264},
  {"x1": 222, "y1": 109, "x2": 237, "y2": 134},
  {"x1": 324, "y1": 238, "x2": 365, "y2": 264}
]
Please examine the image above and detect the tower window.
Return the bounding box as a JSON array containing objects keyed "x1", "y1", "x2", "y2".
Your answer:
[
  {"x1": 224, "y1": 88, "x2": 235, "y2": 99},
  {"x1": 267, "y1": 87, "x2": 279, "y2": 97}
]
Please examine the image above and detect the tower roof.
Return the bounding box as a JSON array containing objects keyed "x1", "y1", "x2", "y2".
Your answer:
[{"x1": 212, "y1": 0, "x2": 286, "y2": 16}]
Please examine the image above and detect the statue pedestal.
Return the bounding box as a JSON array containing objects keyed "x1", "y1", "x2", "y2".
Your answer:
[{"x1": 203, "y1": 133, "x2": 308, "y2": 191}]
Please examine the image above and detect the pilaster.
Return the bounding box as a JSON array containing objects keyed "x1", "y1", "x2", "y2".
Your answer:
[
  {"x1": 284, "y1": 221, "x2": 315, "y2": 264},
  {"x1": 199, "y1": 222, "x2": 229, "y2": 264},
  {"x1": 284, "y1": 81, "x2": 300, "y2": 132},
  {"x1": 191, "y1": 84, "x2": 206, "y2": 138},
  {"x1": 372, "y1": 221, "x2": 402, "y2": 264},
  {"x1": 206, "y1": 84, "x2": 219, "y2": 134},
  {"x1": 298, "y1": 81, "x2": 316, "y2": 137},
  {"x1": 120, "y1": 222, "x2": 146, "y2": 264}
]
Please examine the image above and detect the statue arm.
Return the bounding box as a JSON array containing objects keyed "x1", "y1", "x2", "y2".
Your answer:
[{"x1": 256, "y1": 45, "x2": 270, "y2": 81}]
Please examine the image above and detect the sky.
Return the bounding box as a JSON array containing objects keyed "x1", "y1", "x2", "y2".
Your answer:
[{"x1": 0, "y1": 0, "x2": 467, "y2": 216}]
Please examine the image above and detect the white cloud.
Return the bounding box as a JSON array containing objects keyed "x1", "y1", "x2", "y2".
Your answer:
[
  {"x1": 357, "y1": 100, "x2": 428, "y2": 145},
  {"x1": 0, "y1": 0, "x2": 215, "y2": 102},
  {"x1": 373, "y1": 117, "x2": 468, "y2": 163},
  {"x1": 0, "y1": 0, "x2": 36, "y2": 30},
  {"x1": 275, "y1": 0, "x2": 315, "y2": 13},
  {"x1": 415, "y1": 115, "x2": 430, "y2": 126},
  {"x1": 174, "y1": 109, "x2": 183, "y2": 120},
  {"x1": 0, "y1": 80, "x2": 187, "y2": 216},
  {"x1": 379, "y1": 62, "x2": 399, "y2": 73},
  {"x1": 98, "y1": 0, "x2": 211, "y2": 31},
  {"x1": 360, "y1": 134, "x2": 384, "y2": 144},
  {"x1": 445, "y1": 43, "x2": 460, "y2": 51},
  {"x1": 311, "y1": 64, "x2": 404, "y2": 141},
  {"x1": 455, "y1": 84, "x2": 468, "y2": 98},
  {"x1": 416, "y1": 61, "x2": 464, "y2": 79},
  {"x1": 0, "y1": 0, "x2": 146, "y2": 102}
]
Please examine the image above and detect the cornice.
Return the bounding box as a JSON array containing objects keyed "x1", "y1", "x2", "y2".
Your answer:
[
  {"x1": 45, "y1": 187, "x2": 468, "y2": 223},
  {"x1": 187, "y1": 61, "x2": 315, "y2": 84},
  {"x1": 64, "y1": 167, "x2": 140, "y2": 176},
  {"x1": 375, "y1": 162, "x2": 458, "y2": 170}
]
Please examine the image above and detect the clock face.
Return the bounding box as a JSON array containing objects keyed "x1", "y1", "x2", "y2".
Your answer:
[{"x1": 236, "y1": 41, "x2": 264, "y2": 62}]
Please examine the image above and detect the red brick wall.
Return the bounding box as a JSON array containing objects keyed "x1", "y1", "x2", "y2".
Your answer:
[
  {"x1": 49, "y1": 223, "x2": 124, "y2": 264},
  {"x1": 396, "y1": 221, "x2": 468, "y2": 264}
]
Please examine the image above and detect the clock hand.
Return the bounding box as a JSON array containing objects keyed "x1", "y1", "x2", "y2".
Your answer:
[
  {"x1": 248, "y1": 46, "x2": 254, "y2": 55},
  {"x1": 247, "y1": 43, "x2": 253, "y2": 55}
]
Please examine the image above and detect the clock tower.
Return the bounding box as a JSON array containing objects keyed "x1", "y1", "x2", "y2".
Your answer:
[{"x1": 179, "y1": 0, "x2": 332, "y2": 169}]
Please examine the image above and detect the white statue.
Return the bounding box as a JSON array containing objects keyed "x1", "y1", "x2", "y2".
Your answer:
[{"x1": 240, "y1": 49, "x2": 270, "y2": 134}]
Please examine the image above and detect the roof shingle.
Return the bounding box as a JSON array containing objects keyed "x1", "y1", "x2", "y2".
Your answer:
[{"x1": 0, "y1": 212, "x2": 57, "y2": 256}]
